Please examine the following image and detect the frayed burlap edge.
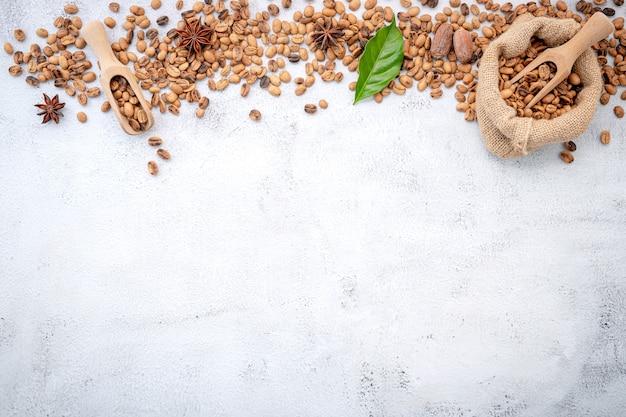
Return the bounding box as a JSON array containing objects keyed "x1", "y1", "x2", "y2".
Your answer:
[{"x1": 476, "y1": 14, "x2": 603, "y2": 158}]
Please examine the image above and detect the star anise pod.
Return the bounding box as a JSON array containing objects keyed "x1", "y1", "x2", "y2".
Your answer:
[
  {"x1": 176, "y1": 18, "x2": 214, "y2": 59},
  {"x1": 311, "y1": 17, "x2": 344, "y2": 53},
  {"x1": 34, "y1": 93, "x2": 65, "y2": 124}
]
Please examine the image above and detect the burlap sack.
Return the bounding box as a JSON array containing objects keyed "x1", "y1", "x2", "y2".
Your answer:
[{"x1": 476, "y1": 14, "x2": 603, "y2": 158}]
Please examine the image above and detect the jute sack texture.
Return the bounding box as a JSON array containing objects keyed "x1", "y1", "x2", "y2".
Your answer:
[{"x1": 476, "y1": 14, "x2": 603, "y2": 158}]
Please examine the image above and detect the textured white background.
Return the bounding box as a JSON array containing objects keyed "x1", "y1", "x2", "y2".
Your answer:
[{"x1": 1, "y1": 1, "x2": 626, "y2": 416}]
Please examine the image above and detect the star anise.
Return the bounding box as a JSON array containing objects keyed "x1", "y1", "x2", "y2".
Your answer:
[
  {"x1": 34, "y1": 93, "x2": 65, "y2": 124},
  {"x1": 311, "y1": 17, "x2": 344, "y2": 53},
  {"x1": 176, "y1": 18, "x2": 214, "y2": 59}
]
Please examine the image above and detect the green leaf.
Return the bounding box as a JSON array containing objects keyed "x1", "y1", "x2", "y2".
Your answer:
[{"x1": 353, "y1": 17, "x2": 404, "y2": 104}]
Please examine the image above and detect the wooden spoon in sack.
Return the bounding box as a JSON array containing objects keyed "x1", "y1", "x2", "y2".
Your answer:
[
  {"x1": 510, "y1": 12, "x2": 614, "y2": 110},
  {"x1": 82, "y1": 20, "x2": 154, "y2": 135}
]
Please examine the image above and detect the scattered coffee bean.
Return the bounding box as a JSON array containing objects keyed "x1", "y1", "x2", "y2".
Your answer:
[
  {"x1": 148, "y1": 136, "x2": 163, "y2": 146},
  {"x1": 147, "y1": 160, "x2": 159, "y2": 175},
  {"x1": 13, "y1": 29, "x2": 25, "y2": 42},
  {"x1": 600, "y1": 130, "x2": 611, "y2": 145},
  {"x1": 64, "y1": 4, "x2": 79, "y2": 14},
  {"x1": 249, "y1": 109, "x2": 262, "y2": 121},
  {"x1": 77, "y1": 111, "x2": 87, "y2": 123},
  {"x1": 304, "y1": 104, "x2": 317, "y2": 114},
  {"x1": 560, "y1": 150, "x2": 574, "y2": 164},
  {"x1": 109, "y1": 2, "x2": 120, "y2": 12},
  {"x1": 600, "y1": 92, "x2": 610, "y2": 105},
  {"x1": 25, "y1": 76, "x2": 40, "y2": 86},
  {"x1": 268, "y1": 4, "x2": 280, "y2": 15},
  {"x1": 614, "y1": 106, "x2": 624, "y2": 118},
  {"x1": 130, "y1": 5, "x2": 145, "y2": 16},
  {"x1": 8, "y1": 65, "x2": 22, "y2": 76},
  {"x1": 104, "y1": 17, "x2": 116, "y2": 28},
  {"x1": 157, "y1": 149, "x2": 171, "y2": 160},
  {"x1": 563, "y1": 141, "x2": 577, "y2": 152},
  {"x1": 319, "y1": 99, "x2": 328, "y2": 109},
  {"x1": 157, "y1": 16, "x2": 169, "y2": 26}
]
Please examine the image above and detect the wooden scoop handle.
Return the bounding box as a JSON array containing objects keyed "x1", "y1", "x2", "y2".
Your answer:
[
  {"x1": 82, "y1": 21, "x2": 122, "y2": 71},
  {"x1": 565, "y1": 12, "x2": 614, "y2": 59}
]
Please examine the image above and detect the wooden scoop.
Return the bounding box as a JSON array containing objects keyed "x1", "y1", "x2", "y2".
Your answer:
[
  {"x1": 82, "y1": 21, "x2": 154, "y2": 135},
  {"x1": 510, "y1": 12, "x2": 614, "y2": 110}
]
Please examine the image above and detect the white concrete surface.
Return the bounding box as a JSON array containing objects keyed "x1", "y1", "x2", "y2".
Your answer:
[{"x1": 1, "y1": 1, "x2": 625, "y2": 416}]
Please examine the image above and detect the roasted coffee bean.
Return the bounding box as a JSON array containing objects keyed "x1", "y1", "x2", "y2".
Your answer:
[
  {"x1": 13, "y1": 29, "x2": 25, "y2": 42},
  {"x1": 268, "y1": 85, "x2": 281, "y2": 96},
  {"x1": 64, "y1": 4, "x2": 79, "y2": 14},
  {"x1": 560, "y1": 150, "x2": 574, "y2": 163},
  {"x1": 168, "y1": 104, "x2": 180, "y2": 115},
  {"x1": 147, "y1": 160, "x2": 159, "y2": 175},
  {"x1": 148, "y1": 136, "x2": 163, "y2": 146},
  {"x1": 600, "y1": 92, "x2": 610, "y2": 105},
  {"x1": 130, "y1": 5, "x2": 145, "y2": 16},
  {"x1": 600, "y1": 130, "x2": 611, "y2": 144},
  {"x1": 26, "y1": 75, "x2": 40, "y2": 86},
  {"x1": 157, "y1": 149, "x2": 171, "y2": 160},
  {"x1": 564, "y1": 141, "x2": 577, "y2": 152},
  {"x1": 104, "y1": 17, "x2": 116, "y2": 28},
  {"x1": 146, "y1": 28, "x2": 159, "y2": 40},
  {"x1": 240, "y1": 83, "x2": 250, "y2": 97},
  {"x1": 157, "y1": 16, "x2": 169, "y2": 26},
  {"x1": 249, "y1": 109, "x2": 262, "y2": 120},
  {"x1": 86, "y1": 87, "x2": 101, "y2": 97},
  {"x1": 304, "y1": 103, "x2": 317, "y2": 114},
  {"x1": 8, "y1": 65, "x2": 22, "y2": 76},
  {"x1": 181, "y1": 10, "x2": 196, "y2": 19},
  {"x1": 268, "y1": 4, "x2": 280, "y2": 15}
]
